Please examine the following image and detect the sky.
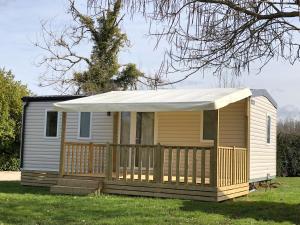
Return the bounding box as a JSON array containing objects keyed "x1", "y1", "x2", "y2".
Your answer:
[{"x1": 1, "y1": 0, "x2": 300, "y2": 120}]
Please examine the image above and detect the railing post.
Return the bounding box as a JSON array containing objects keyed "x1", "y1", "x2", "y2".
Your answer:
[
  {"x1": 59, "y1": 112, "x2": 67, "y2": 177},
  {"x1": 232, "y1": 146, "x2": 236, "y2": 185},
  {"x1": 154, "y1": 143, "x2": 162, "y2": 183},
  {"x1": 210, "y1": 110, "x2": 219, "y2": 187},
  {"x1": 106, "y1": 142, "x2": 112, "y2": 180},
  {"x1": 88, "y1": 142, "x2": 94, "y2": 174},
  {"x1": 160, "y1": 145, "x2": 165, "y2": 183}
]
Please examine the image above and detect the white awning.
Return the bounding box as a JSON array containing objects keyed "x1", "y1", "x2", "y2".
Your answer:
[{"x1": 53, "y1": 88, "x2": 252, "y2": 112}]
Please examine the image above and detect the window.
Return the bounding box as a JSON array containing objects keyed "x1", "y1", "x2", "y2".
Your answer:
[
  {"x1": 45, "y1": 111, "x2": 58, "y2": 137},
  {"x1": 79, "y1": 112, "x2": 91, "y2": 138},
  {"x1": 267, "y1": 115, "x2": 271, "y2": 143},
  {"x1": 120, "y1": 112, "x2": 131, "y2": 144},
  {"x1": 202, "y1": 110, "x2": 215, "y2": 140}
]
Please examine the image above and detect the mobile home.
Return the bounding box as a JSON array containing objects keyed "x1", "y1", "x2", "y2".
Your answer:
[{"x1": 20, "y1": 88, "x2": 277, "y2": 201}]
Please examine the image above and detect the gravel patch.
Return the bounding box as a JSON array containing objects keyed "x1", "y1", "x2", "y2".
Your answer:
[{"x1": 0, "y1": 171, "x2": 21, "y2": 181}]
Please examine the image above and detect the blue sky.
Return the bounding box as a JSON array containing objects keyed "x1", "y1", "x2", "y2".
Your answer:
[{"x1": 1, "y1": 0, "x2": 300, "y2": 119}]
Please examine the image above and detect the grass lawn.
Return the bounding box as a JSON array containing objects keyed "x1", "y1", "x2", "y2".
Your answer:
[{"x1": 0, "y1": 178, "x2": 299, "y2": 225}]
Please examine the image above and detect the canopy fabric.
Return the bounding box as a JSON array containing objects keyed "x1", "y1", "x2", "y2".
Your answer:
[{"x1": 53, "y1": 88, "x2": 252, "y2": 112}]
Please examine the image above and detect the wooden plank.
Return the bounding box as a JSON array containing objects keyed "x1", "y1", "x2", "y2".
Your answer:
[
  {"x1": 84, "y1": 146, "x2": 88, "y2": 174},
  {"x1": 75, "y1": 144, "x2": 79, "y2": 174},
  {"x1": 21, "y1": 170, "x2": 59, "y2": 175},
  {"x1": 107, "y1": 143, "x2": 113, "y2": 180},
  {"x1": 104, "y1": 184, "x2": 217, "y2": 197},
  {"x1": 211, "y1": 110, "x2": 219, "y2": 187},
  {"x1": 80, "y1": 145, "x2": 83, "y2": 174},
  {"x1": 176, "y1": 147, "x2": 180, "y2": 184},
  {"x1": 160, "y1": 145, "x2": 165, "y2": 183},
  {"x1": 220, "y1": 148, "x2": 226, "y2": 187},
  {"x1": 168, "y1": 147, "x2": 172, "y2": 183},
  {"x1": 104, "y1": 180, "x2": 216, "y2": 191},
  {"x1": 59, "y1": 112, "x2": 67, "y2": 176},
  {"x1": 217, "y1": 186, "x2": 249, "y2": 197},
  {"x1": 66, "y1": 144, "x2": 70, "y2": 175},
  {"x1": 101, "y1": 146, "x2": 105, "y2": 173},
  {"x1": 113, "y1": 112, "x2": 119, "y2": 144},
  {"x1": 138, "y1": 146, "x2": 142, "y2": 181},
  {"x1": 184, "y1": 148, "x2": 189, "y2": 184},
  {"x1": 217, "y1": 183, "x2": 249, "y2": 191},
  {"x1": 111, "y1": 113, "x2": 119, "y2": 174},
  {"x1": 232, "y1": 146, "x2": 236, "y2": 185},
  {"x1": 104, "y1": 189, "x2": 216, "y2": 202},
  {"x1": 122, "y1": 146, "x2": 127, "y2": 181},
  {"x1": 131, "y1": 147, "x2": 136, "y2": 181},
  {"x1": 201, "y1": 150, "x2": 206, "y2": 186},
  {"x1": 145, "y1": 146, "x2": 150, "y2": 182},
  {"x1": 116, "y1": 145, "x2": 120, "y2": 179},
  {"x1": 71, "y1": 144, "x2": 74, "y2": 174},
  {"x1": 21, "y1": 178, "x2": 57, "y2": 184},
  {"x1": 97, "y1": 147, "x2": 101, "y2": 173},
  {"x1": 226, "y1": 148, "x2": 228, "y2": 186},
  {"x1": 88, "y1": 142, "x2": 94, "y2": 174},
  {"x1": 153, "y1": 145, "x2": 159, "y2": 182},
  {"x1": 21, "y1": 182, "x2": 55, "y2": 187},
  {"x1": 192, "y1": 148, "x2": 197, "y2": 184}
]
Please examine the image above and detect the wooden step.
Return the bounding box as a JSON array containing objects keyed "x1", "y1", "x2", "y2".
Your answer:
[
  {"x1": 50, "y1": 185, "x2": 99, "y2": 195},
  {"x1": 57, "y1": 178, "x2": 100, "y2": 189},
  {"x1": 63, "y1": 175, "x2": 105, "y2": 181}
]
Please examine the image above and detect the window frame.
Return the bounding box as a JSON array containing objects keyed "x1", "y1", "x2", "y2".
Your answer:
[
  {"x1": 200, "y1": 111, "x2": 215, "y2": 143},
  {"x1": 266, "y1": 114, "x2": 272, "y2": 144},
  {"x1": 44, "y1": 109, "x2": 59, "y2": 139},
  {"x1": 77, "y1": 112, "x2": 93, "y2": 140}
]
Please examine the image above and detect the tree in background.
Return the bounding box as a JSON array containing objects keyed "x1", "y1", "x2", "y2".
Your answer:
[
  {"x1": 278, "y1": 119, "x2": 300, "y2": 135},
  {"x1": 91, "y1": 1, "x2": 300, "y2": 84},
  {"x1": 0, "y1": 69, "x2": 30, "y2": 170},
  {"x1": 36, "y1": 0, "x2": 163, "y2": 94}
]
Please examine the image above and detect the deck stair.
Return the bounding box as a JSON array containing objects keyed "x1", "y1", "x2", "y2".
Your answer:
[{"x1": 50, "y1": 177, "x2": 102, "y2": 195}]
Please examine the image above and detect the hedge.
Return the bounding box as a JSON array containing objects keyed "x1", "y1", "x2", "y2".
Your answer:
[
  {"x1": 0, "y1": 153, "x2": 20, "y2": 171},
  {"x1": 277, "y1": 132, "x2": 300, "y2": 177}
]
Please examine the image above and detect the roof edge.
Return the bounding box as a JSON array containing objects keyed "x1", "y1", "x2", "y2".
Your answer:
[
  {"x1": 250, "y1": 89, "x2": 277, "y2": 108},
  {"x1": 22, "y1": 95, "x2": 86, "y2": 102}
]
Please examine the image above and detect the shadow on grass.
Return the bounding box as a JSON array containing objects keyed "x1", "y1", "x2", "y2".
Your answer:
[
  {"x1": 0, "y1": 181, "x2": 50, "y2": 195},
  {"x1": 181, "y1": 199, "x2": 300, "y2": 224}
]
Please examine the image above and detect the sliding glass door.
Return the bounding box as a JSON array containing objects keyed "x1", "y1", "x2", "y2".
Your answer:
[
  {"x1": 119, "y1": 112, "x2": 155, "y2": 168},
  {"x1": 135, "y1": 112, "x2": 154, "y2": 168}
]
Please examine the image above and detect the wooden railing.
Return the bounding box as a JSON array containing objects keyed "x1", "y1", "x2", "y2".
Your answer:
[
  {"x1": 107, "y1": 144, "x2": 212, "y2": 186},
  {"x1": 62, "y1": 142, "x2": 107, "y2": 176},
  {"x1": 61, "y1": 142, "x2": 248, "y2": 187},
  {"x1": 217, "y1": 146, "x2": 248, "y2": 187}
]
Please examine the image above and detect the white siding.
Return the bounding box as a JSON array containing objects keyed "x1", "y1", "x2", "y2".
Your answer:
[
  {"x1": 23, "y1": 101, "x2": 113, "y2": 172},
  {"x1": 249, "y1": 96, "x2": 277, "y2": 181}
]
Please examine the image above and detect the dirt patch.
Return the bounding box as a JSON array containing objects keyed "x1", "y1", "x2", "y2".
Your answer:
[{"x1": 0, "y1": 171, "x2": 21, "y2": 181}]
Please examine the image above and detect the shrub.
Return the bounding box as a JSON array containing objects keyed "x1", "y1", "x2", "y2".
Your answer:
[
  {"x1": 277, "y1": 132, "x2": 300, "y2": 177},
  {"x1": 0, "y1": 152, "x2": 20, "y2": 171}
]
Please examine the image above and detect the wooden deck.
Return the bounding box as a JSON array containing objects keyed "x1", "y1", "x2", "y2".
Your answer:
[{"x1": 56, "y1": 142, "x2": 249, "y2": 202}]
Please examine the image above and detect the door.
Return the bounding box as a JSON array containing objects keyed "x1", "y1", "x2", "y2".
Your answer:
[{"x1": 135, "y1": 112, "x2": 154, "y2": 168}]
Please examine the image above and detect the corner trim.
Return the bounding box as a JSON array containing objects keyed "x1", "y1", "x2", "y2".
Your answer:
[{"x1": 20, "y1": 101, "x2": 29, "y2": 169}]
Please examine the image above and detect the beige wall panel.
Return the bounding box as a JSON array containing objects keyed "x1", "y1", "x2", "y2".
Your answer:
[{"x1": 249, "y1": 96, "x2": 277, "y2": 181}]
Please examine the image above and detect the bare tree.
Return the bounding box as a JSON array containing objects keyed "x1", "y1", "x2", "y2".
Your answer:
[
  {"x1": 35, "y1": 0, "x2": 166, "y2": 93},
  {"x1": 91, "y1": 0, "x2": 300, "y2": 84}
]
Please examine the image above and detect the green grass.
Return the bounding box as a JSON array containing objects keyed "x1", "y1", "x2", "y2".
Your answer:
[{"x1": 0, "y1": 178, "x2": 299, "y2": 225}]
